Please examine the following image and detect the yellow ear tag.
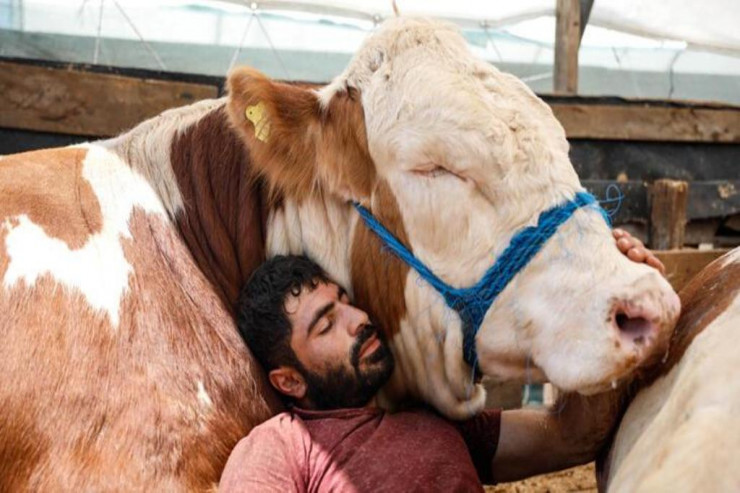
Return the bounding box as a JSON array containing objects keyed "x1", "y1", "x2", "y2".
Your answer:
[{"x1": 245, "y1": 102, "x2": 271, "y2": 143}]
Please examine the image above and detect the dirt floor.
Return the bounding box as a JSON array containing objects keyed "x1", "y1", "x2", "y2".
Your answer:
[{"x1": 486, "y1": 463, "x2": 597, "y2": 493}]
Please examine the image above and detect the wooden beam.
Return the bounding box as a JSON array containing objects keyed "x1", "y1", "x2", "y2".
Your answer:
[
  {"x1": 655, "y1": 249, "x2": 730, "y2": 292},
  {"x1": 551, "y1": 103, "x2": 740, "y2": 142},
  {"x1": 0, "y1": 61, "x2": 219, "y2": 138},
  {"x1": 649, "y1": 180, "x2": 689, "y2": 250},
  {"x1": 554, "y1": 0, "x2": 581, "y2": 94},
  {"x1": 2, "y1": 60, "x2": 740, "y2": 144},
  {"x1": 583, "y1": 180, "x2": 740, "y2": 223}
]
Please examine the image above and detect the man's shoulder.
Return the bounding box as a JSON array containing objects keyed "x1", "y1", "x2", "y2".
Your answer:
[
  {"x1": 237, "y1": 411, "x2": 306, "y2": 443},
  {"x1": 220, "y1": 412, "x2": 309, "y2": 492},
  {"x1": 224, "y1": 412, "x2": 310, "y2": 471}
]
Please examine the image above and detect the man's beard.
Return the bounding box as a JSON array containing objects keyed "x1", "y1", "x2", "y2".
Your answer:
[{"x1": 299, "y1": 324, "x2": 395, "y2": 410}]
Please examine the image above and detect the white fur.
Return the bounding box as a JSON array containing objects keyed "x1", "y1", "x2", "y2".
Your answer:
[
  {"x1": 2, "y1": 143, "x2": 167, "y2": 327},
  {"x1": 197, "y1": 380, "x2": 213, "y2": 409},
  {"x1": 389, "y1": 271, "x2": 487, "y2": 420},
  {"x1": 720, "y1": 246, "x2": 740, "y2": 267},
  {"x1": 106, "y1": 98, "x2": 225, "y2": 218},
  {"x1": 607, "y1": 288, "x2": 740, "y2": 492},
  {"x1": 266, "y1": 196, "x2": 355, "y2": 293}
]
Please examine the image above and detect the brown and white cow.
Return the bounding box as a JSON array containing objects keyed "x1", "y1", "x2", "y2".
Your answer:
[
  {"x1": 601, "y1": 247, "x2": 740, "y2": 492},
  {"x1": 0, "y1": 18, "x2": 679, "y2": 489}
]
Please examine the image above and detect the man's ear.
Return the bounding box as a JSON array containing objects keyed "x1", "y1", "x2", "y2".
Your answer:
[
  {"x1": 268, "y1": 366, "x2": 308, "y2": 401},
  {"x1": 226, "y1": 67, "x2": 376, "y2": 202}
]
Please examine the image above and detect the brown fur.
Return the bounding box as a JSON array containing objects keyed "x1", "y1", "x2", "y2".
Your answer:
[
  {"x1": 170, "y1": 106, "x2": 266, "y2": 312},
  {"x1": 0, "y1": 147, "x2": 280, "y2": 490},
  {"x1": 0, "y1": 148, "x2": 103, "y2": 249},
  {"x1": 226, "y1": 68, "x2": 376, "y2": 202},
  {"x1": 638, "y1": 251, "x2": 740, "y2": 388},
  {"x1": 351, "y1": 180, "x2": 410, "y2": 338}
]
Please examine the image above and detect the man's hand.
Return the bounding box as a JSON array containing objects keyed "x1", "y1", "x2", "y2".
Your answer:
[{"x1": 613, "y1": 228, "x2": 665, "y2": 274}]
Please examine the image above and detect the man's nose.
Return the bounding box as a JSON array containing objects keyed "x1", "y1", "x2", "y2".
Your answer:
[{"x1": 346, "y1": 306, "x2": 370, "y2": 336}]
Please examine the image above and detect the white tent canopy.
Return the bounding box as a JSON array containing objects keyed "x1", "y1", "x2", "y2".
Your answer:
[
  {"x1": 214, "y1": 0, "x2": 740, "y2": 55},
  {"x1": 1, "y1": 0, "x2": 739, "y2": 103}
]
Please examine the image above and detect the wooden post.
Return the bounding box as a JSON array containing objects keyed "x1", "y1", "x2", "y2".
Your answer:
[
  {"x1": 649, "y1": 179, "x2": 689, "y2": 250},
  {"x1": 554, "y1": 0, "x2": 581, "y2": 94},
  {"x1": 655, "y1": 248, "x2": 729, "y2": 291}
]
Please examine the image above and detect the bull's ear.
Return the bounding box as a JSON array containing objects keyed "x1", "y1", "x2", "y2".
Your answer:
[{"x1": 226, "y1": 67, "x2": 375, "y2": 202}]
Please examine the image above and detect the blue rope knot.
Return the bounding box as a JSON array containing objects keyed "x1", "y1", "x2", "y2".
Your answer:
[
  {"x1": 353, "y1": 191, "x2": 609, "y2": 375},
  {"x1": 600, "y1": 183, "x2": 624, "y2": 225}
]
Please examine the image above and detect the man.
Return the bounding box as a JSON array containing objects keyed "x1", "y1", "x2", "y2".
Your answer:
[{"x1": 220, "y1": 230, "x2": 663, "y2": 492}]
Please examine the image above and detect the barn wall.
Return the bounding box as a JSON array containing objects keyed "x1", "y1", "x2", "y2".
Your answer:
[{"x1": 1, "y1": 57, "x2": 738, "y2": 249}]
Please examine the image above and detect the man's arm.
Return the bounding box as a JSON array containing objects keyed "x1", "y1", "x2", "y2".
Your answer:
[{"x1": 491, "y1": 390, "x2": 621, "y2": 483}]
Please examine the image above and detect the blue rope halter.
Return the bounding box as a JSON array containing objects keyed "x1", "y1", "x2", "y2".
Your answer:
[{"x1": 353, "y1": 191, "x2": 610, "y2": 373}]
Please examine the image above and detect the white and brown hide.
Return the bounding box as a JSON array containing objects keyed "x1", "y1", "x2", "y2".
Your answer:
[
  {"x1": 601, "y1": 247, "x2": 740, "y2": 492},
  {"x1": 0, "y1": 17, "x2": 683, "y2": 490},
  {"x1": 0, "y1": 102, "x2": 281, "y2": 491}
]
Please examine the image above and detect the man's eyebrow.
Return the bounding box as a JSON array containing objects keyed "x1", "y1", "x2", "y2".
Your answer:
[{"x1": 307, "y1": 301, "x2": 335, "y2": 336}]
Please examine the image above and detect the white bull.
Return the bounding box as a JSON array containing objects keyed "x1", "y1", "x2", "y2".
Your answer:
[{"x1": 602, "y1": 247, "x2": 740, "y2": 492}]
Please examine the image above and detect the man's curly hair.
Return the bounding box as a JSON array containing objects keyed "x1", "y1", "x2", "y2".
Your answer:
[{"x1": 236, "y1": 255, "x2": 330, "y2": 371}]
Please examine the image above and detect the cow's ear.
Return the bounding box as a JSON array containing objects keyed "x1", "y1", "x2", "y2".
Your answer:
[
  {"x1": 227, "y1": 67, "x2": 319, "y2": 200},
  {"x1": 227, "y1": 68, "x2": 375, "y2": 202}
]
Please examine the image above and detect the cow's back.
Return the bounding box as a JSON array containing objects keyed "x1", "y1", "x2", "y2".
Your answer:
[
  {"x1": 0, "y1": 145, "x2": 276, "y2": 490},
  {"x1": 604, "y1": 248, "x2": 740, "y2": 492}
]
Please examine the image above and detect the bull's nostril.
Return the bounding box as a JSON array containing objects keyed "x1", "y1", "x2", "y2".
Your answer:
[{"x1": 615, "y1": 311, "x2": 653, "y2": 342}]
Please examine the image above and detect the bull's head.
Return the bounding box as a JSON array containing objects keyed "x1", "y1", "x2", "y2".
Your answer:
[{"x1": 227, "y1": 18, "x2": 680, "y2": 419}]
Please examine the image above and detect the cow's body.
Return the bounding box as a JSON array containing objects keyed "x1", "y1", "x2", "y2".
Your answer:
[
  {"x1": 1, "y1": 18, "x2": 680, "y2": 489},
  {"x1": 0, "y1": 101, "x2": 280, "y2": 490},
  {"x1": 602, "y1": 248, "x2": 740, "y2": 492}
]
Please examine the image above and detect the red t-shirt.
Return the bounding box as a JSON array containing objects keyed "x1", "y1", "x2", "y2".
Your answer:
[{"x1": 219, "y1": 406, "x2": 501, "y2": 492}]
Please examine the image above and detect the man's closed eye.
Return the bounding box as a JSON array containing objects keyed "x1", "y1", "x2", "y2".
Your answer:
[{"x1": 319, "y1": 320, "x2": 334, "y2": 335}]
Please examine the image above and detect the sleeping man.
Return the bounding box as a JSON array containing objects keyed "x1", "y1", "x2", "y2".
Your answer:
[{"x1": 220, "y1": 230, "x2": 663, "y2": 491}]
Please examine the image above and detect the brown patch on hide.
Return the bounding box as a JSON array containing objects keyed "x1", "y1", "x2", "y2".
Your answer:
[
  {"x1": 226, "y1": 67, "x2": 376, "y2": 202},
  {"x1": 351, "y1": 180, "x2": 410, "y2": 338},
  {"x1": 170, "y1": 106, "x2": 266, "y2": 312},
  {"x1": 0, "y1": 208, "x2": 280, "y2": 491},
  {"x1": 637, "y1": 249, "x2": 740, "y2": 388},
  {"x1": 0, "y1": 148, "x2": 103, "y2": 250},
  {"x1": 597, "y1": 250, "x2": 740, "y2": 491},
  {"x1": 0, "y1": 220, "x2": 49, "y2": 492}
]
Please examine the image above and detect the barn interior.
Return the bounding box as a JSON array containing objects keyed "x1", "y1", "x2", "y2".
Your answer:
[{"x1": 1, "y1": 1, "x2": 738, "y2": 490}]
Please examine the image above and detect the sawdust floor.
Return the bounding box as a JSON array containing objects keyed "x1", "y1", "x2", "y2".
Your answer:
[{"x1": 485, "y1": 463, "x2": 597, "y2": 493}]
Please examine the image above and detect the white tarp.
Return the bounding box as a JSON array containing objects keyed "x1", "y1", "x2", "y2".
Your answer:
[
  {"x1": 215, "y1": 0, "x2": 740, "y2": 54},
  {"x1": 3, "y1": 0, "x2": 738, "y2": 102}
]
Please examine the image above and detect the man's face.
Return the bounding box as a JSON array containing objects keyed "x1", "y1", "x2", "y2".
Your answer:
[{"x1": 282, "y1": 281, "x2": 395, "y2": 409}]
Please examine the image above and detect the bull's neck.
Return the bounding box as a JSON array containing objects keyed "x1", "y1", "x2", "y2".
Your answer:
[
  {"x1": 109, "y1": 98, "x2": 265, "y2": 313},
  {"x1": 264, "y1": 192, "x2": 355, "y2": 293}
]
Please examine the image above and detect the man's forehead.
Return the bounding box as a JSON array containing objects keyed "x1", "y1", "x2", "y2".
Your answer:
[{"x1": 284, "y1": 280, "x2": 339, "y2": 317}]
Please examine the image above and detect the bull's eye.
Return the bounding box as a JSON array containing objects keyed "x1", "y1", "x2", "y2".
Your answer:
[{"x1": 411, "y1": 166, "x2": 452, "y2": 179}]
